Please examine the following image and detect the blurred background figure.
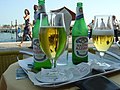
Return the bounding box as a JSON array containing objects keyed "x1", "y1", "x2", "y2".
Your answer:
[
  {"x1": 17, "y1": 27, "x2": 22, "y2": 38},
  {"x1": 100, "y1": 18, "x2": 105, "y2": 29},
  {"x1": 112, "y1": 15, "x2": 119, "y2": 42},
  {"x1": 88, "y1": 19, "x2": 94, "y2": 39},
  {"x1": 18, "y1": 9, "x2": 32, "y2": 47},
  {"x1": 33, "y1": 5, "x2": 39, "y2": 24},
  {"x1": 28, "y1": 4, "x2": 39, "y2": 49}
]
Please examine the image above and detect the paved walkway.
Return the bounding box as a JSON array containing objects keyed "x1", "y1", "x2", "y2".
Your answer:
[
  {"x1": 0, "y1": 38, "x2": 120, "y2": 57},
  {"x1": 0, "y1": 41, "x2": 31, "y2": 48},
  {"x1": 0, "y1": 41, "x2": 32, "y2": 52}
]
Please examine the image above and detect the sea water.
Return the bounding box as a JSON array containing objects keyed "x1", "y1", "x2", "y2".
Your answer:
[{"x1": 0, "y1": 32, "x2": 16, "y2": 42}]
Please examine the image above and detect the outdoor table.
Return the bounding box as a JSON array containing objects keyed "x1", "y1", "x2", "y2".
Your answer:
[
  {"x1": 1, "y1": 58, "x2": 120, "y2": 90},
  {"x1": 1, "y1": 44, "x2": 120, "y2": 90},
  {"x1": 1, "y1": 62, "x2": 120, "y2": 90},
  {"x1": 0, "y1": 62, "x2": 79, "y2": 90}
]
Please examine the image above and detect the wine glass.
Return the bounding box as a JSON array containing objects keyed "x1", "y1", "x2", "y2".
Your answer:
[
  {"x1": 92, "y1": 15, "x2": 114, "y2": 56},
  {"x1": 92, "y1": 15, "x2": 114, "y2": 71},
  {"x1": 38, "y1": 12, "x2": 68, "y2": 83},
  {"x1": 92, "y1": 15, "x2": 114, "y2": 67}
]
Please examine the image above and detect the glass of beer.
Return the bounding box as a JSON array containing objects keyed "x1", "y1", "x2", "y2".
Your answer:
[
  {"x1": 39, "y1": 12, "x2": 68, "y2": 82},
  {"x1": 92, "y1": 15, "x2": 114, "y2": 59}
]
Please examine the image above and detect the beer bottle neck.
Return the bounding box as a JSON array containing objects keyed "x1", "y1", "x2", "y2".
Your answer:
[
  {"x1": 37, "y1": 0, "x2": 46, "y2": 19},
  {"x1": 38, "y1": 0, "x2": 46, "y2": 13},
  {"x1": 38, "y1": 0, "x2": 45, "y2": 5},
  {"x1": 76, "y1": 6, "x2": 84, "y2": 20}
]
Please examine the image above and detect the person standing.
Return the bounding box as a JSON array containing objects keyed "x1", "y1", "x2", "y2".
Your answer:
[
  {"x1": 28, "y1": 5, "x2": 39, "y2": 49},
  {"x1": 112, "y1": 15, "x2": 119, "y2": 42},
  {"x1": 18, "y1": 9, "x2": 32, "y2": 47},
  {"x1": 88, "y1": 20, "x2": 94, "y2": 39}
]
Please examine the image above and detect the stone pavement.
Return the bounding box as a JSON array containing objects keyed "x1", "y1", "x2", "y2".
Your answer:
[
  {"x1": 0, "y1": 41, "x2": 31, "y2": 48},
  {"x1": 0, "y1": 41, "x2": 32, "y2": 53}
]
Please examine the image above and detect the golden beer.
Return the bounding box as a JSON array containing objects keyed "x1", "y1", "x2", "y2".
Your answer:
[
  {"x1": 92, "y1": 30, "x2": 114, "y2": 52},
  {"x1": 39, "y1": 26, "x2": 67, "y2": 60}
]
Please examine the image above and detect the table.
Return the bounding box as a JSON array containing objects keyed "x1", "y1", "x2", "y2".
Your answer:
[
  {"x1": 1, "y1": 50, "x2": 120, "y2": 90},
  {"x1": 1, "y1": 62, "x2": 120, "y2": 90},
  {"x1": 0, "y1": 62, "x2": 79, "y2": 90}
]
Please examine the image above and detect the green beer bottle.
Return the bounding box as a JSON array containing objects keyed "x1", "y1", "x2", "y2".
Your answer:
[
  {"x1": 72, "y1": 2, "x2": 88, "y2": 65},
  {"x1": 32, "y1": 0, "x2": 51, "y2": 71}
]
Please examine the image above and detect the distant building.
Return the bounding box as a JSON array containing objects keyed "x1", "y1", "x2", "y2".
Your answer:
[
  {"x1": 50, "y1": 6, "x2": 76, "y2": 21},
  {"x1": 50, "y1": 6, "x2": 76, "y2": 35}
]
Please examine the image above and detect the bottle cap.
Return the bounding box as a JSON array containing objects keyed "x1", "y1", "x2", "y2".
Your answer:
[{"x1": 77, "y1": 2, "x2": 83, "y2": 7}]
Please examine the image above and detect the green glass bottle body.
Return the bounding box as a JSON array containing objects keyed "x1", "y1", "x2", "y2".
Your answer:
[
  {"x1": 72, "y1": 2, "x2": 88, "y2": 65},
  {"x1": 32, "y1": 0, "x2": 51, "y2": 71}
]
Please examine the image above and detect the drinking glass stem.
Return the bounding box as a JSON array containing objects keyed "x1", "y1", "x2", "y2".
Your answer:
[
  {"x1": 100, "y1": 52, "x2": 105, "y2": 58},
  {"x1": 51, "y1": 59, "x2": 56, "y2": 68},
  {"x1": 66, "y1": 37, "x2": 69, "y2": 64}
]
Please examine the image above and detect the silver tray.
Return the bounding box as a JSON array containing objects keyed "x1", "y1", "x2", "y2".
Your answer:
[{"x1": 18, "y1": 51, "x2": 120, "y2": 87}]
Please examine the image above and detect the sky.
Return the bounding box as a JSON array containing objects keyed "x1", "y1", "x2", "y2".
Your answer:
[{"x1": 0, "y1": 0, "x2": 120, "y2": 26}]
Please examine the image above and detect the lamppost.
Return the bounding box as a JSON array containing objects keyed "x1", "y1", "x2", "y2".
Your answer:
[{"x1": 15, "y1": 20, "x2": 17, "y2": 42}]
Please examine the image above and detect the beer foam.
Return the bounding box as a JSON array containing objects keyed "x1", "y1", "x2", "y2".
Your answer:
[{"x1": 92, "y1": 29, "x2": 114, "y2": 35}]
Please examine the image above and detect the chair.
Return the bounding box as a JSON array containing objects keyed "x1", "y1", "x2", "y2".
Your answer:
[{"x1": 0, "y1": 50, "x2": 33, "y2": 77}]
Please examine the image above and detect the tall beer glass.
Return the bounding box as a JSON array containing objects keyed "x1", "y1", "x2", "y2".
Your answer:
[
  {"x1": 39, "y1": 12, "x2": 68, "y2": 83},
  {"x1": 92, "y1": 15, "x2": 114, "y2": 58}
]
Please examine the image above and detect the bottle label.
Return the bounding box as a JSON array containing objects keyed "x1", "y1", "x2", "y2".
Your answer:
[
  {"x1": 37, "y1": 4, "x2": 45, "y2": 20},
  {"x1": 74, "y1": 37, "x2": 88, "y2": 57},
  {"x1": 76, "y1": 7, "x2": 84, "y2": 20},
  {"x1": 33, "y1": 38, "x2": 47, "y2": 62},
  {"x1": 39, "y1": 4, "x2": 45, "y2": 13}
]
